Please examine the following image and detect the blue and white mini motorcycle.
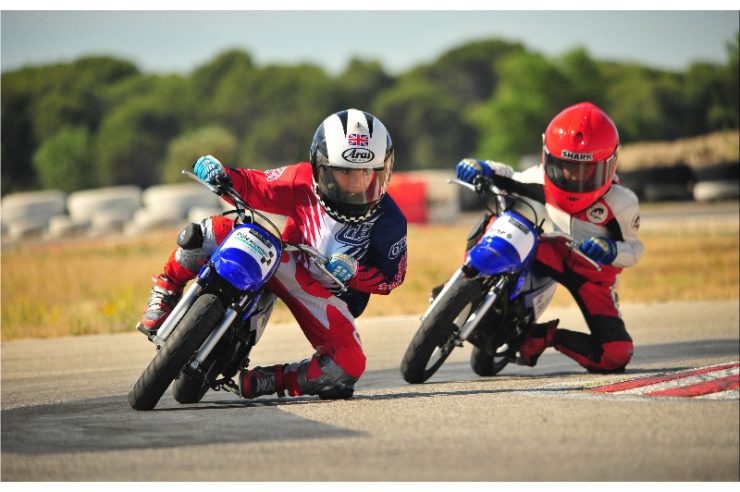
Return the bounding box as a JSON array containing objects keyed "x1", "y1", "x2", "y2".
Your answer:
[
  {"x1": 401, "y1": 177, "x2": 598, "y2": 384},
  {"x1": 129, "y1": 171, "x2": 346, "y2": 410}
]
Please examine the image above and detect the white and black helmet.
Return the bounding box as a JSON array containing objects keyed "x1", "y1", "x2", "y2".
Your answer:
[{"x1": 310, "y1": 108, "x2": 394, "y2": 223}]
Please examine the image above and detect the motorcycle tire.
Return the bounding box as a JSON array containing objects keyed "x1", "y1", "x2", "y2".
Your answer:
[
  {"x1": 172, "y1": 335, "x2": 250, "y2": 404},
  {"x1": 470, "y1": 345, "x2": 510, "y2": 377},
  {"x1": 128, "y1": 294, "x2": 225, "y2": 410},
  {"x1": 401, "y1": 277, "x2": 483, "y2": 384},
  {"x1": 470, "y1": 345, "x2": 495, "y2": 376},
  {"x1": 171, "y1": 370, "x2": 210, "y2": 404}
]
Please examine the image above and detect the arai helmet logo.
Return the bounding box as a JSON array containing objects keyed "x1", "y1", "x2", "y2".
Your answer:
[
  {"x1": 342, "y1": 148, "x2": 375, "y2": 164},
  {"x1": 561, "y1": 150, "x2": 593, "y2": 161}
]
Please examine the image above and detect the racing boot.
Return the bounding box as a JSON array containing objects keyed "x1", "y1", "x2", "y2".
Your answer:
[
  {"x1": 517, "y1": 319, "x2": 559, "y2": 367},
  {"x1": 239, "y1": 364, "x2": 287, "y2": 399},
  {"x1": 136, "y1": 274, "x2": 183, "y2": 338}
]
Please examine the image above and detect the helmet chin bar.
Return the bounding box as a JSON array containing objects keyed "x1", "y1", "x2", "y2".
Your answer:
[{"x1": 313, "y1": 183, "x2": 380, "y2": 224}]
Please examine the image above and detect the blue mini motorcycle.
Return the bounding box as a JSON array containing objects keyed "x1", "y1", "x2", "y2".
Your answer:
[
  {"x1": 128, "y1": 172, "x2": 345, "y2": 410},
  {"x1": 401, "y1": 177, "x2": 596, "y2": 384}
]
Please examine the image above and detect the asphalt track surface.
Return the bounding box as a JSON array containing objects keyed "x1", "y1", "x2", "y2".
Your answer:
[
  {"x1": 2, "y1": 201, "x2": 739, "y2": 481},
  {"x1": 2, "y1": 299, "x2": 738, "y2": 481}
]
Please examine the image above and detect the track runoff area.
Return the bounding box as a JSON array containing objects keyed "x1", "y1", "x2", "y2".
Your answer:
[{"x1": 527, "y1": 361, "x2": 739, "y2": 400}]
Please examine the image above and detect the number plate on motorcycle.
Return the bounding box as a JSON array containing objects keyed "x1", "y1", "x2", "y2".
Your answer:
[
  {"x1": 486, "y1": 214, "x2": 535, "y2": 261},
  {"x1": 222, "y1": 227, "x2": 278, "y2": 278}
]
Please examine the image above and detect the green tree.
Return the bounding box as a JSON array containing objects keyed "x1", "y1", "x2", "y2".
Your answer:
[
  {"x1": 336, "y1": 58, "x2": 394, "y2": 111},
  {"x1": 32, "y1": 126, "x2": 96, "y2": 193},
  {"x1": 557, "y1": 48, "x2": 605, "y2": 106},
  {"x1": 236, "y1": 64, "x2": 342, "y2": 167},
  {"x1": 95, "y1": 75, "x2": 190, "y2": 187},
  {"x1": 602, "y1": 64, "x2": 671, "y2": 142},
  {"x1": 725, "y1": 33, "x2": 740, "y2": 128},
  {"x1": 422, "y1": 39, "x2": 526, "y2": 107},
  {"x1": 474, "y1": 52, "x2": 573, "y2": 165},
  {"x1": 374, "y1": 79, "x2": 477, "y2": 170},
  {"x1": 161, "y1": 126, "x2": 238, "y2": 183},
  {"x1": 1, "y1": 57, "x2": 138, "y2": 195},
  {"x1": 1, "y1": 73, "x2": 38, "y2": 194},
  {"x1": 191, "y1": 49, "x2": 255, "y2": 128}
]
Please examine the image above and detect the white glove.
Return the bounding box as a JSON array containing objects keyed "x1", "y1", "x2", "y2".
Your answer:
[{"x1": 482, "y1": 160, "x2": 515, "y2": 179}]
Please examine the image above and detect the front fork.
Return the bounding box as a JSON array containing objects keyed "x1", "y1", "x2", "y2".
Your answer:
[
  {"x1": 457, "y1": 275, "x2": 507, "y2": 343},
  {"x1": 428, "y1": 267, "x2": 508, "y2": 345},
  {"x1": 153, "y1": 265, "x2": 256, "y2": 382}
]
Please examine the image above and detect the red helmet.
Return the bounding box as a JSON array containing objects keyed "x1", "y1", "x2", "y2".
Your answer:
[{"x1": 542, "y1": 102, "x2": 619, "y2": 214}]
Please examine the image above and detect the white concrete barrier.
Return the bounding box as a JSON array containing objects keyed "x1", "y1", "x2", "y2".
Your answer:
[
  {"x1": 67, "y1": 186, "x2": 141, "y2": 223},
  {"x1": 1, "y1": 190, "x2": 66, "y2": 222}
]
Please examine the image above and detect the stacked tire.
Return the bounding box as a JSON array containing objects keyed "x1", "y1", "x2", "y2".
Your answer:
[
  {"x1": 692, "y1": 161, "x2": 739, "y2": 202},
  {"x1": 618, "y1": 164, "x2": 696, "y2": 202},
  {"x1": 1, "y1": 191, "x2": 66, "y2": 239}
]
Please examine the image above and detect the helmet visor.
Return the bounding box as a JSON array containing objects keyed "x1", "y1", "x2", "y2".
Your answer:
[
  {"x1": 316, "y1": 165, "x2": 390, "y2": 208},
  {"x1": 544, "y1": 149, "x2": 617, "y2": 193}
]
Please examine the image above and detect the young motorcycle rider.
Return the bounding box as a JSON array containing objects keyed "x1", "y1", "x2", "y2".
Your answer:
[
  {"x1": 137, "y1": 109, "x2": 407, "y2": 399},
  {"x1": 455, "y1": 101, "x2": 643, "y2": 374}
]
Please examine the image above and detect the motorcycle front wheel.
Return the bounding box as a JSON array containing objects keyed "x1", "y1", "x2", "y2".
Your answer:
[
  {"x1": 401, "y1": 276, "x2": 483, "y2": 384},
  {"x1": 128, "y1": 293, "x2": 225, "y2": 410}
]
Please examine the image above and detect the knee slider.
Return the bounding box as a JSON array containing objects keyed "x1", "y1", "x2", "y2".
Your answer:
[
  {"x1": 598, "y1": 340, "x2": 634, "y2": 372},
  {"x1": 177, "y1": 223, "x2": 204, "y2": 250},
  {"x1": 296, "y1": 353, "x2": 360, "y2": 396}
]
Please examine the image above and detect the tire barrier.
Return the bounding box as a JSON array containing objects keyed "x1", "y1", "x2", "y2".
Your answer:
[
  {"x1": 2, "y1": 159, "x2": 737, "y2": 242},
  {"x1": 693, "y1": 181, "x2": 740, "y2": 202},
  {"x1": 67, "y1": 186, "x2": 142, "y2": 223},
  {"x1": 141, "y1": 184, "x2": 221, "y2": 220},
  {"x1": 692, "y1": 161, "x2": 739, "y2": 202},
  {"x1": 187, "y1": 206, "x2": 224, "y2": 224},
  {"x1": 617, "y1": 163, "x2": 696, "y2": 202},
  {"x1": 123, "y1": 184, "x2": 222, "y2": 235},
  {"x1": 45, "y1": 215, "x2": 89, "y2": 239},
  {"x1": 1, "y1": 190, "x2": 66, "y2": 239}
]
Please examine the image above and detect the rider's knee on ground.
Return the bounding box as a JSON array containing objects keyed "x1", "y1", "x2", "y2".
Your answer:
[
  {"x1": 588, "y1": 340, "x2": 634, "y2": 373},
  {"x1": 293, "y1": 346, "x2": 366, "y2": 396}
]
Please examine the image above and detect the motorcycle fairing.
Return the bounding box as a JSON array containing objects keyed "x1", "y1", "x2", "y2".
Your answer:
[
  {"x1": 466, "y1": 210, "x2": 538, "y2": 276},
  {"x1": 210, "y1": 223, "x2": 282, "y2": 292}
]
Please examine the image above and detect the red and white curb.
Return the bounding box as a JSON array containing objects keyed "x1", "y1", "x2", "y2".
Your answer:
[
  {"x1": 585, "y1": 361, "x2": 739, "y2": 399},
  {"x1": 529, "y1": 362, "x2": 739, "y2": 400}
]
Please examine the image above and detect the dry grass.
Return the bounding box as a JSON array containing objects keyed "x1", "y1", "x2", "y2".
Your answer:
[{"x1": 2, "y1": 220, "x2": 738, "y2": 341}]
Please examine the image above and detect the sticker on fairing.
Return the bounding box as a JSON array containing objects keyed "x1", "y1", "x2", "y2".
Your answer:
[
  {"x1": 530, "y1": 281, "x2": 557, "y2": 320},
  {"x1": 485, "y1": 215, "x2": 535, "y2": 261},
  {"x1": 222, "y1": 228, "x2": 278, "y2": 279}
]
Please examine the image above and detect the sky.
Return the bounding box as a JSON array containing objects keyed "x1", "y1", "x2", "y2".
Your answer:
[{"x1": 1, "y1": 9, "x2": 739, "y2": 76}]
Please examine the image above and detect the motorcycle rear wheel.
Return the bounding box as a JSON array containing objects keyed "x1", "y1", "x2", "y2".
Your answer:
[
  {"x1": 171, "y1": 370, "x2": 210, "y2": 404},
  {"x1": 128, "y1": 294, "x2": 225, "y2": 410},
  {"x1": 470, "y1": 345, "x2": 510, "y2": 377},
  {"x1": 401, "y1": 277, "x2": 483, "y2": 384}
]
